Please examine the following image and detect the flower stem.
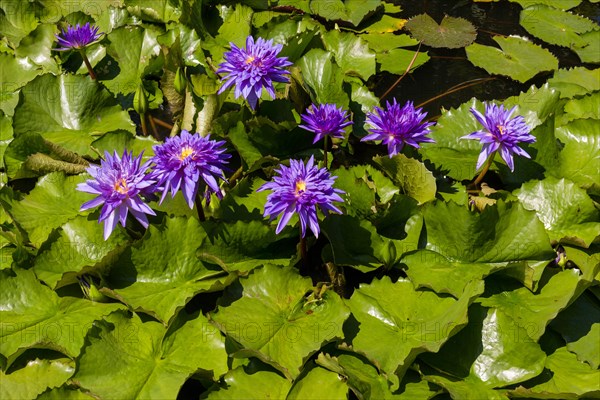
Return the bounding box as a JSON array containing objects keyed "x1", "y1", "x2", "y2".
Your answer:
[
  {"x1": 473, "y1": 152, "x2": 496, "y2": 187},
  {"x1": 299, "y1": 230, "x2": 307, "y2": 269},
  {"x1": 148, "y1": 114, "x2": 160, "y2": 140},
  {"x1": 323, "y1": 136, "x2": 329, "y2": 168},
  {"x1": 195, "y1": 193, "x2": 206, "y2": 222},
  {"x1": 79, "y1": 49, "x2": 96, "y2": 80},
  {"x1": 140, "y1": 113, "x2": 148, "y2": 136},
  {"x1": 151, "y1": 116, "x2": 174, "y2": 130}
]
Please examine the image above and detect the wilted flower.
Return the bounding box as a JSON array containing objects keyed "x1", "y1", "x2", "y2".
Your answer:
[
  {"x1": 258, "y1": 156, "x2": 344, "y2": 238},
  {"x1": 77, "y1": 151, "x2": 156, "y2": 240},
  {"x1": 151, "y1": 130, "x2": 230, "y2": 209},
  {"x1": 461, "y1": 103, "x2": 535, "y2": 171},
  {"x1": 299, "y1": 103, "x2": 353, "y2": 144},
  {"x1": 361, "y1": 99, "x2": 435, "y2": 157},
  {"x1": 217, "y1": 36, "x2": 292, "y2": 109},
  {"x1": 55, "y1": 22, "x2": 102, "y2": 51}
]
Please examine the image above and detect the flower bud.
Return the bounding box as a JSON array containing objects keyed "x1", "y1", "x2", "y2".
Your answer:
[
  {"x1": 175, "y1": 67, "x2": 187, "y2": 95},
  {"x1": 133, "y1": 83, "x2": 149, "y2": 115}
]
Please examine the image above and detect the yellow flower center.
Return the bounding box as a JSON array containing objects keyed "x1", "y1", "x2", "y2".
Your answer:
[
  {"x1": 114, "y1": 178, "x2": 128, "y2": 194},
  {"x1": 245, "y1": 55, "x2": 255, "y2": 64},
  {"x1": 179, "y1": 146, "x2": 194, "y2": 161},
  {"x1": 295, "y1": 180, "x2": 306, "y2": 196},
  {"x1": 497, "y1": 125, "x2": 505, "y2": 135}
]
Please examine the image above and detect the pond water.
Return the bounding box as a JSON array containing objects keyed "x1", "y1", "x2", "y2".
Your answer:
[{"x1": 378, "y1": 0, "x2": 599, "y2": 117}]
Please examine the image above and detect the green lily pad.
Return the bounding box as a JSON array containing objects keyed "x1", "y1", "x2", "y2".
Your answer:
[
  {"x1": 405, "y1": 14, "x2": 477, "y2": 49},
  {"x1": 0, "y1": 1, "x2": 39, "y2": 46},
  {"x1": 510, "y1": 347, "x2": 600, "y2": 398},
  {"x1": 287, "y1": 361, "x2": 348, "y2": 399},
  {"x1": 573, "y1": 30, "x2": 600, "y2": 63},
  {"x1": 309, "y1": 0, "x2": 381, "y2": 26},
  {"x1": 0, "y1": 358, "x2": 75, "y2": 400},
  {"x1": 37, "y1": 387, "x2": 94, "y2": 400},
  {"x1": 322, "y1": 29, "x2": 376, "y2": 80},
  {"x1": 466, "y1": 35, "x2": 558, "y2": 83},
  {"x1": 424, "y1": 374, "x2": 508, "y2": 400},
  {"x1": 423, "y1": 200, "x2": 554, "y2": 263},
  {"x1": 401, "y1": 250, "x2": 506, "y2": 298},
  {"x1": 373, "y1": 154, "x2": 436, "y2": 204},
  {"x1": 104, "y1": 216, "x2": 230, "y2": 324},
  {"x1": 32, "y1": 215, "x2": 130, "y2": 289},
  {"x1": 376, "y1": 48, "x2": 430, "y2": 75},
  {"x1": 509, "y1": 0, "x2": 582, "y2": 9},
  {"x1": 205, "y1": 365, "x2": 292, "y2": 399},
  {"x1": 0, "y1": 268, "x2": 124, "y2": 362},
  {"x1": 210, "y1": 264, "x2": 350, "y2": 379},
  {"x1": 12, "y1": 74, "x2": 135, "y2": 156},
  {"x1": 478, "y1": 269, "x2": 582, "y2": 340},
  {"x1": 6, "y1": 173, "x2": 92, "y2": 247},
  {"x1": 520, "y1": 6, "x2": 598, "y2": 48},
  {"x1": 103, "y1": 26, "x2": 161, "y2": 95},
  {"x1": 344, "y1": 277, "x2": 481, "y2": 381},
  {"x1": 547, "y1": 67, "x2": 600, "y2": 98},
  {"x1": 298, "y1": 49, "x2": 349, "y2": 108},
  {"x1": 14, "y1": 24, "x2": 59, "y2": 73},
  {"x1": 74, "y1": 310, "x2": 228, "y2": 399},
  {"x1": 559, "y1": 92, "x2": 600, "y2": 124},
  {"x1": 316, "y1": 352, "x2": 392, "y2": 398},
  {"x1": 361, "y1": 33, "x2": 418, "y2": 52},
  {"x1": 515, "y1": 177, "x2": 600, "y2": 247}
]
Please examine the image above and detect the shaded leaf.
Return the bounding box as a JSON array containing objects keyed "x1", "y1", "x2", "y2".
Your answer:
[
  {"x1": 520, "y1": 6, "x2": 597, "y2": 48},
  {"x1": 0, "y1": 358, "x2": 74, "y2": 400},
  {"x1": 466, "y1": 36, "x2": 558, "y2": 83},
  {"x1": 405, "y1": 14, "x2": 477, "y2": 49}
]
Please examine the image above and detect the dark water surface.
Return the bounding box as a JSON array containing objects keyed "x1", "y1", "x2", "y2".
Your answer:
[{"x1": 375, "y1": 0, "x2": 599, "y2": 117}]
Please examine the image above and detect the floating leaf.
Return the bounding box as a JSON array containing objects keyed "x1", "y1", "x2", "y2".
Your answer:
[
  {"x1": 0, "y1": 268, "x2": 124, "y2": 362},
  {"x1": 211, "y1": 264, "x2": 350, "y2": 378},
  {"x1": 520, "y1": 6, "x2": 598, "y2": 48},
  {"x1": 287, "y1": 361, "x2": 348, "y2": 399},
  {"x1": 573, "y1": 29, "x2": 600, "y2": 64},
  {"x1": 478, "y1": 269, "x2": 582, "y2": 340},
  {"x1": 344, "y1": 277, "x2": 481, "y2": 380},
  {"x1": 510, "y1": 347, "x2": 600, "y2": 398},
  {"x1": 298, "y1": 49, "x2": 349, "y2": 108},
  {"x1": 12, "y1": 74, "x2": 135, "y2": 156},
  {"x1": 547, "y1": 67, "x2": 600, "y2": 98},
  {"x1": 405, "y1": 14, "x2": 477, "y2": 49},
  {"x1": 6, "y1": 173, "x2": 92, "y2": 247},
  {"x1": 74, "y1": 310, "x2": 228, "y2": 399},
  {"x1": 322, "y1": 29, "x2": 376, "y2": 80},
  {"x1": 0, "y1": 358, "x2": 74, "y2": 399},
  {"x1": 466, "y1": 35, "x2": 558, "y2": 83},
  {"x1": 103, "y1": 26, "x2": 161, "y2": 95},
  {"x1": 32, "y1": 215, "x2": 129, "y2": 289},
  {"x1": 509, "y1": 0, "x2": 582, "y2": 10},
  {"x1": 373, "y1": 154, "x2": 436, "y2": 204},
  {"x1": 515, "y1": 177, "x2": 600, "y2": 247},
  {"x1": 376, "y1": 48, "x2": 430, "y2": 75},
  {"x1": 104, "y1": 217, "x2": 231, "y2": 324},
  {"x1": 423, "y1": 200, "x2": 554, "y2": 263},
  {"x1": 205, "y1": 365, "x2": 292, "y2": 399}
]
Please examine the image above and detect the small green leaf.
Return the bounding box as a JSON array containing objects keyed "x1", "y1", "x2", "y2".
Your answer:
[
  {"x1": 405, "y1": 14, "x2": 477, "y2": 48},
  {"x1": 573, "y1": 30, "x2": 600, "y2": 63},
  {"x1": 376, "y1": 48, "x2": 430, "y2": 76},
  {"x1": 509, "y1": 0, "x2": 582, "y2": 10},
  {"x1": 205, "y1": 365, "x2": 292, "y2": 399},
  {"x1": 287, "y1": 361, "x2": 348, "y2": 399},
  {"x1": 466, "y1": 36, "x2": 558, "y2": 83}
]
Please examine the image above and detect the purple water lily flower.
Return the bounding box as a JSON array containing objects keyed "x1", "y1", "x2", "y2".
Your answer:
[
  {"x1": 361, "y1": 99, "x2": 435, "y2": 157},
  {"x1": 151, "y1": 130, "x2": 230, "y2": 209},
  {"x1": 77, "y1": 150, "x2": 156, "y2": 240},
  {"x1": 217, "y1": 36, "x2": 292, "y2": 109},
  {"x1": 55, "y1": 22, "x2": 102, "y2": 51},
  {"x1": 461, "y1": 103, "x2": 535, "y2": 171},
  {"x1": 257, "y1": 156, "x2": 344, "y2": 238},
  {"x1": 299, "y1": 103, "x2": 353, "y2": 144}
]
